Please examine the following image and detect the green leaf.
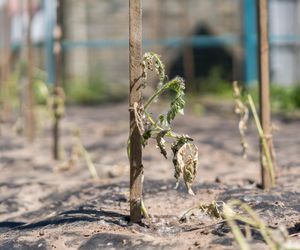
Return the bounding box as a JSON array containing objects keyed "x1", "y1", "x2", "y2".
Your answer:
[
  {"x1": 156, "y1": 130, "x2": 169, "y2": 159},
  {"x1": 166, "y1": 77, "x2": 186, "y2": 124},
  {"x1": 142, "y1": 130, "x2": 152, "y2": 147}
]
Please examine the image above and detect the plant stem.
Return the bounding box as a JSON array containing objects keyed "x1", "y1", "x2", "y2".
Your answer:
[
  {"x1": 144, "y1": 84, "x2": 168, "y2": 110},
  {"x1": 223, "y1": 212, "x2": 250, "y2": 250},
  {"x1": 76, "y1": 137, "x2": 99, "y2": 181},
  {"x1": 141, "y1": 199, "x2": 149, "y2": 219},
  {"x1": 144, "y1": 111, "x2": 158, "y2": 127},
  {"x1": 248, "y1": 95, "x2": 275, "y2": 187},
  {"x1": 238, "y1": 202, "x2": 277, "y2": 250},
  {"x1": 53, "y1": 0, "x2": 64, "y2": 160}
]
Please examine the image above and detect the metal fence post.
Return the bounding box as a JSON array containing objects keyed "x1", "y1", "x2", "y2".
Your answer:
[
  {"x1": 44, "y1": 0, "x2": 56, "y2": 85},
  {"x1": 244, "y1": 0, "x2": 258, "y2": 85}
]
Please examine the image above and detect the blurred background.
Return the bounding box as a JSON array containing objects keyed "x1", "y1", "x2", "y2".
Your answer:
[{"x1": 1, "y1": 0, "x2": 300, "y2": 109}]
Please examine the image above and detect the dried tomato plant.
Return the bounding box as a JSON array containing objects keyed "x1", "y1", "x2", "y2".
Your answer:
[
  {"x1": 233, "y1": 81, "x2": 249, "y2": 158},
  {"x1": 233, "y1": 82, "x2": 275, "y2": 187},
  {"x1": 128, "y1": 52, "x2": 199, "y2": 195}
]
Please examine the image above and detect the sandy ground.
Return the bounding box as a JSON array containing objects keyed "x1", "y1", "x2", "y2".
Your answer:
[{"x1": 0, "y1": 102, "x2": 299, "y2": 250}]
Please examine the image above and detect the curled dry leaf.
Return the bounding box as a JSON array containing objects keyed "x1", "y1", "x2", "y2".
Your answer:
[
  {"x1": 171, "y1": 136, "x2": 191, "y2": 181},
  {"x1": 142, "y1": 52, "x2": 167, "y2": 88},
  {"x1": 183, "y1": 144, "x2": 198, "y2": 195},
  {"x1": 177, "y1": 144, "x2": 198, "y2": 195},
  {"x1": 171, "y1": 136, "x2": 197, "y2": 195},
  {"x1": 156, "y1": 130, "x2": 169, "y2": 159}
]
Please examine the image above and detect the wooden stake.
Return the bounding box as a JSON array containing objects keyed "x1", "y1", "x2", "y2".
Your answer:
[
  {"x1": 53, "y1": 0, "x2": 63, "y2": 159},
  {"x1": 0, "y1": 24, "x2": 4, "y2": 119},
  {"x1": 129, "y1": 0, "x2": 143, "y2": 223},
  {"x1": 1, "y1": 2, "x2": 12, "y2": 121},
  {"x1": 181, "y1": 0, "x2": 195, "y2": 84},
  {"x1": 26, "y1": 0, "x2": 35, "y2": 142},
  {"x1": 257, "y1": 0, "x2": 274, "y2": 189},
  {"x1": 152, "y1": 0, "x2": 161, "y2": 52}
]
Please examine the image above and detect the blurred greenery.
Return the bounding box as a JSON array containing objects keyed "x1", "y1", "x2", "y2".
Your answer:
[
  {"x1": 187, "y1": 67, "x2": 300, "y2": 113},
  {"x1": 248, "y1": 84, "x2": 300, "y2": 112},
  {"x1": 64, "y1": 71, "x2": 127, "y2": 105},
  {"x1": 190, "y1": 67, "x2": 233, "y2": 99},
  {"x1": 3, "y1": 63, "x2": 300, "y2": 113},
  {"x1": 33, "y1": 68, "x2": 49, "y2": 105},
  {"x1": 34, "y1": 79, "x2": 49, "y2": 105}
]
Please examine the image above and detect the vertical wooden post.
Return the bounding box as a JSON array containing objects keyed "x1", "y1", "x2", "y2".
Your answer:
[
  {"x1": 0, "y1": 10, "x2": 4, "y2": 119},
  {"x1": 53, "y1": 0, "x2": 63, "y2": 159},
  {"x1": 257, "y1": 0, "x2": 274, "y2": 189},
  {"x1": 181, "y1": 0, "x2": 195, "y2": 84},
  {"x1": 1, "y1": 2, "x2": 12, "y2": 121},
  {"x1": 152, "y1": 0, "x2": 161, "y2": 52},
  {"x1": 26, "y1": 0, "x2": 35, "y2": 142},
  {"x1": 129, "y1": 0, "x2": 143, "y2": 223},
  {"x1": 244, "y1": 0, "x2": 258, "y2": 85},
  {"x1": 44, "y1": 0, "x2": 56, "y2": 85}
]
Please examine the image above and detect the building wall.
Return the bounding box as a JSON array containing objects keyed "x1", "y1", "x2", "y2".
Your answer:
[
  {"x1": 63, "y1": 0, "x2": 243, "y2": 85},
  {"x1": 64, "y1": 1, "x2": 89, "y2": 79},
  {"x1": 270, "y1": 0, "x2": 300, "y2": 86}
]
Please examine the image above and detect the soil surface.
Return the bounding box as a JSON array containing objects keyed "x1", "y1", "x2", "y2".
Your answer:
[{"x1": 0, "y1": 102, "x2": 299, "y2": 250}]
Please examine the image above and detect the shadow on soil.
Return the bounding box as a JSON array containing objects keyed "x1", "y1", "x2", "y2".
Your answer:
[{"x1": 0, "y1": 179, "x2": 299, "y2": 249}]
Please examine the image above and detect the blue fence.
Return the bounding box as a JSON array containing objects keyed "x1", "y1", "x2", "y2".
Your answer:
[{"x1": 6, "y1": 0, "x2": 300, "y2": 86}]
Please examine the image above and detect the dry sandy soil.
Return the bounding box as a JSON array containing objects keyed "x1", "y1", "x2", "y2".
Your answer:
[{"x1": 0, "y1": 102, "x2": 299, "y2": 250}]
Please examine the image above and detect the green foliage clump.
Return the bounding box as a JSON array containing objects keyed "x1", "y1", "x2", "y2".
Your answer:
[
  {"x1": 291, "y1": 85, "x2": 300, "y2": 108},
  {"x1": 192, "y1": 67, "x2": 233, "y2": 98},
  {"x1": 33, "y1": 68, "x2": 49, "y2": 105},
  {"x1": 0, "y1": 62, "x2": 49, "y2": 110},
  {"x1": 64, "y1": 72, "x2": 126, "y2": 105},
  {"x1": 189, "y1": 66, "x2": 300, "y2": 114},
  {"x1": 248, "y1": 84, "x2": 300, "y2": 113},
  {"x1": 65, "y1": 79, "x2": 106, "y2": 105},
  {"x1": 34, "y1": 80, "x2": 49, "y2": 105}
]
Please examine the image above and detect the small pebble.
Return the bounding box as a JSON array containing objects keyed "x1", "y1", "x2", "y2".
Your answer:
[
  {"x1": 215, "y1": 177, "x2": 221, "y2": 183},
  {"x1": 194, "y1": 241, "x2": 201, "y2": 246}
]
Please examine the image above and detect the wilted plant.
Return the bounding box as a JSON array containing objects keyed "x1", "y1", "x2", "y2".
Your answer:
[
  {"x1": 247, "y1": 95, "x2": 275, "y2": 187},
  {"x1": 71, "y1": 128, "x2": 99, "y2": 180},
  {"x1": 55, "y1": 127, "x2": 99, "y2": 180},
  {"x1": 22, "y1": 80, "x2": 97, "y2": 180},
  {"x1": 232, "y1": 83, "x2": 275, "y2": 187},
  {"x1": 128, "y1": 52, "x2": 198, "y2": 197},
  {"x1": 180, "y1": 200, "x2": 228, "y2": 222},
  {"x1": 181, "y1": 200, "x2": 299, "y2": 250},
  {"x1": 223, "y1": 200, "x2": 300, "y2": 250},
  {"x1": 233, "y1": 81, "x2": 249, "y2": 158}
]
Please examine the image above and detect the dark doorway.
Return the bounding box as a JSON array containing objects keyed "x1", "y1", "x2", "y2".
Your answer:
[{"x1": 169, "y1": 25, "x2": 236, "y2": 91}]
